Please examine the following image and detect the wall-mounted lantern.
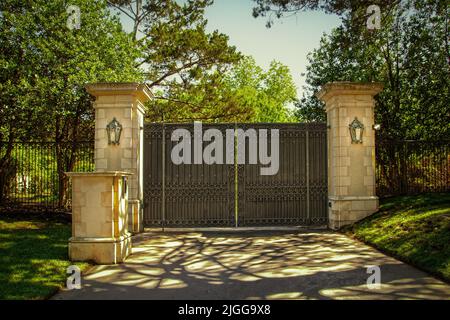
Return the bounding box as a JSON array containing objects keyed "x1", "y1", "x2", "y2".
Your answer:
[
  {"x1": 106, "y1": 117, "x2": 122, "y2": 145},
  {"x1": 349, "y1": 117, "x2": 364, "y2": 144}
]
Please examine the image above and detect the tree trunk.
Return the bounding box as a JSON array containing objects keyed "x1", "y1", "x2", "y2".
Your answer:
[
  {"x1": 0, "y1": 133, "x2": 15, "y2": 204},
  {"x1": 56, "y1": 143, "x2": 76, "y2": 209}
]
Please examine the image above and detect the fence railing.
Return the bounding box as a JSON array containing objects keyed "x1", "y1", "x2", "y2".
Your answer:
[
  {"x1": 0, "y1": 141, "x2": 94, "y2": 212},
  {"x1": 376, "y1": 139, "x2": 450, "y2": 197},
  {"x1": 0, "y1": 139, "x2": 449, "y2": 212}
]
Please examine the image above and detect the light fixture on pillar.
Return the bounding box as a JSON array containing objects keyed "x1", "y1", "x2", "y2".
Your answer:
[
  {"x1": 349, "y1": 117, "x2": 364, "y2": 144},
  {"x1": 106, "y1": 117, "x2": 122, "y2": 145}
]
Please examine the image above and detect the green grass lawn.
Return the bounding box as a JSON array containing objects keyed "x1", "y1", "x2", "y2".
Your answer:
[
  {"x1": 344, "y1": 193, "x2": 450, "y2": 282},
  {"x1": 0, "y1": 213, "x2": 90, "y2": 300}
]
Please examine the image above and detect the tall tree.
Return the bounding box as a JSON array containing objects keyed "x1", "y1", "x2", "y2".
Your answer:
[
  {"x1": 226, "y1": 57, "x2": 297, "y2": 122},
  {"x1": 146, "y1": 56, "x2": 298, "y2": 123},
  {"x1": 107, "y1": 0, "x2": 242, "y2": 117},
  {"x1": 252, "y1": 0, "x2": 401, "y2": 27},
  {"x1": 295, "y1": 0, "x2": 449, "y2": 140},
  {"x1": 0, "y1": 0, "x2": 142, "y2": 205}
]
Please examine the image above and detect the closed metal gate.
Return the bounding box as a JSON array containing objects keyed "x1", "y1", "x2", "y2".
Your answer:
[
  {"x1": 143, "y1": 124, "x2": 235, "y2": 226},
  {"x1": 143, "y1": 123, "x2": 327, "y2": 227},
  {"x1": 237, "y1": 123, "x2": 328, "y2": 226}
]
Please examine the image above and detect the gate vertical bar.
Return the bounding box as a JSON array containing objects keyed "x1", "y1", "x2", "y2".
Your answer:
[
  {"x1": 235, "y1": 123, "x2": 239, "y2": 228},
  {"x1": 306, "y1": 129, "x2": 310, "y2": 223},
  {"x1": 161, "y1": 122, "x2": 166, "y2": 230}
]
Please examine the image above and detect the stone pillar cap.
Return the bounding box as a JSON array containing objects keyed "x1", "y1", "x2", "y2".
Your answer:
[
  {"x1": 65, "y1": 171, "x2": 133, "y2": 177},
  {"x1": 316, "y1": 82, "x2": 383, "y2": 103},
  {"x1": 85, "y1": 82, "x2": 153, "y2": 103}
]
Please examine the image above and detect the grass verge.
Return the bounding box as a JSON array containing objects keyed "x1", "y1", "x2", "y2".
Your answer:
[
  {"x1": 0, "y1": 213, "x2": 90, "y2": 299},
  {"x1": 343, "y1": 193, "x2": 450, "y2": 283}
]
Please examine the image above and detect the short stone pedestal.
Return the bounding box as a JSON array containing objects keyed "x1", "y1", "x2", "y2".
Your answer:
[
  {"x1": 317, "y1": 82, "x2": 383, "y2": 229},
  {"x1": 66, "y1": 172, "x2": 132, "y2": 264}
]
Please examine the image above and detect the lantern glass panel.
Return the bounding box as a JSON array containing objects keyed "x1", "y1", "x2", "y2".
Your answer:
[
  {"x1": 349, "y1": 117, "x2": 364, "y2": 144},
  {"x1": 106, "y1": 118, "x2": 122, "y2": 145}
]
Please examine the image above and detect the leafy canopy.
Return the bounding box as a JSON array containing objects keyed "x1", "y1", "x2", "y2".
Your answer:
[
  {"x1": 0, "y1": 0, "x2": 142, "y2": 142},
  {"x1": 294, "y1": 0, "x2": 449, "y2": 139},
  {"x1": 146, "y1": 56, "x2": 297, "y2": 123}
]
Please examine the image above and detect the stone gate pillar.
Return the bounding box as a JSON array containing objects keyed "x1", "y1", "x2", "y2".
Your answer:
[
  {"x1": 317, "y1": 82, "x2": 383, "y2": 229},
  {"x1": 86, "y1": 83, "x2": 153, "y2": 233}
]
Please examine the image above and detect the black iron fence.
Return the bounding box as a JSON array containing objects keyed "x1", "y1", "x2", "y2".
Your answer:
[
  {"x1": 376, "y1": 139, "x2": 450, "y2": 197},
  {"x1": 0, "y1": 138, "x2": 448, "y2": 213},
  {"x1": 0, "y1": 141, "x2": 94, "y2": 212}
]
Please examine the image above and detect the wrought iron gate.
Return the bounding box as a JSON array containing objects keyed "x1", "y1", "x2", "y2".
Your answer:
[
  {"x1": 237, "y1": 123, "x2": 328, "y2": 226},
  {"x1": 143, "y1": 123, "x2": 327, "y2": 227},
  {"x1": 143, "y1": 124, "x2": 235, "y2": 226}
]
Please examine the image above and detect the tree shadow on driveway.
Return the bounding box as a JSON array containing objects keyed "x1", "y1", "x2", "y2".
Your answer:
[{"x1": 53, "y1": 230, "x2": 450, "y2": 300}]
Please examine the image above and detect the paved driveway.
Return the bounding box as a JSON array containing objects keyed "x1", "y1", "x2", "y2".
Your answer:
[{"x1": 53, "y1": 230, "x2": 450, "y2": 300}]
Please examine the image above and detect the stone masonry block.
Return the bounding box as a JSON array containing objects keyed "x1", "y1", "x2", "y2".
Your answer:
[
  {"x1": 97, "y1": 109, "x2": 105, "y2": 119},
  {"x1": 364, "y1": 199, "x2": 378, "y2": 211},
  {"x1": 338, "y1": 187, "x2": 348, "y2": 195},
  {"x1": 341, "y1": 157, "x2": 351, "y2": 167},
  {"x1": 339, "y1": 176, "x2": 351, "y2": 186},
  {"x1": 123, "y1": 109, "x2": 132, "y2": 119},
  {"x1": 101, "y1": 191, "x2": 113, "y2": 207},
  {"x1": 339, "y1": 127, "x2": 349, "y2": 137},
  {"x1": 121, "y1": 158, "x2": 133, "y2": 169},
  {"x1": 95, "y1": 148, "x2": 105, "y2": 159},
  {"x1": 72, "y1": 192, "x2": 86, "y2": 207},
  {"x1": 96, "y1": 138, "x2": 108, "y2": 149},
  {"x1": 351, "y1": 201, "x2": 365, "y2": 211},
  {"x1": 123, "y1": 149, "x2": 132, "y2": 159},
  {"x1": 95, "y1": 129, "x2": 106, "y2": 139},
  {"x1": 123, "y1": 129, "x2": 133, "y2": 138},
  {"x1": 338, "y1": 147, "x2": 348, "y2": 157},
  {"x1": 364, "y1": 175, "x2": 375, "y2": 186},
  {"x1": 339, "y1": 167, "x2": 348, "y2": 177},
  {"x1": 96, "y1": 159, "x2": 108, "y2": 169}
]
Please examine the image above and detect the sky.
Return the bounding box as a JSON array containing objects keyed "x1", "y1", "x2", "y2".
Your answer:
[
  {"x1": 204, "y1": 0, "x2": 341, "y2": 96},
  {"x1": 118, "y1": 0, "x2": 341, "y2": 97}
]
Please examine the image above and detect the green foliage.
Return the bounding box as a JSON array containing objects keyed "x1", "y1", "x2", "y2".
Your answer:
[
  {"x1": 141, "y1": 3, "x2": 240, "y2": 89},
  {"x1": 252, "y1": 0, "x2": 400, "y2": 27},
  {"x1": 110, "y1": 1, "x2": 298, "y2": 123},
  {"x1": 0, "y1": 0, "x2": 142, "y2": 206},
  {"x1": 109, "y1": 0, "x2": 244, "y2": 120},
  {"x1": 345, "y1": 193, "x2": 450, "y2": 282},
  {"x1": 224, "y1": 57, "x2": 297, "y2": 122},
  {"x1": 0, "y1": 0, "x2": 299, "y2": 205},
  {"x1": 147, "y1": 56, "x2": 298, "y2": 122},
  {"x1": 295, "y1": 0, "x2": 450, "y2": 139},
  {"x1": 1, "y1": 0, "x2": 300, "y2": 136},
  {"x1": 0, "y1": 0, "x2": 142, "y2": 143}
]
